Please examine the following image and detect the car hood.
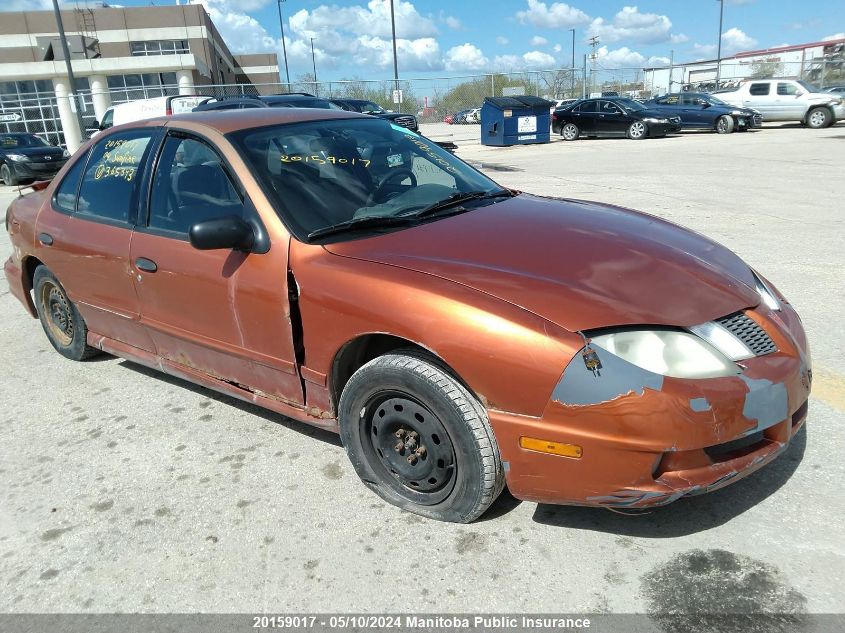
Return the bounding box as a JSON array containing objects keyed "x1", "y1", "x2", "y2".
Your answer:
[
  {"x1": 323, "y1": 194, "x2": 760, "y2": 332},
  {"x1": 6, "y1": 146, "x2": 65, "y2": 159}
]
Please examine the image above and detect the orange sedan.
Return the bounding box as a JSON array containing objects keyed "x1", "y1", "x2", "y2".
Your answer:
[{"x1": 4, "y1": 109, "x2": 811, "y2": 522}]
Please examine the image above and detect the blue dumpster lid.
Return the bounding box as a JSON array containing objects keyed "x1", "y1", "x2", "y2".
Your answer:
[{"x1": 484, "y1": 96, "x2": 553, "y2": 109}]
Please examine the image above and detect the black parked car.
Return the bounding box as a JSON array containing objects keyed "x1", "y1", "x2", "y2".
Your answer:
[
  {"x1": 552, "y1": 97, "x2": 682, "y2": 140},
  {"x1": 0, "y1": 133, "x2": 69, "y2": 186},
  {"x1": 330, "y1": 98, "x2": 419, "y2": 132},
  {"x1": 193, "y1": 94, "x2": 268, "y2": 112},
  {"x1": 643, "y1": 92, "x2": 761, "y2": 133},
  {"x1": 194, "y1": 93, "x2": 343, "y2": 113}
]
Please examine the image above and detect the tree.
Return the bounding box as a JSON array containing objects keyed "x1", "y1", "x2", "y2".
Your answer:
[{"x1": 749, "y1": 60, "x2": 784, "y2": 79}]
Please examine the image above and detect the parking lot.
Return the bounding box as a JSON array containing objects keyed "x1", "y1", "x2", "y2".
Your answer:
[{"x1": 1, "y1": 123, "x2": 844, "y2": 619}]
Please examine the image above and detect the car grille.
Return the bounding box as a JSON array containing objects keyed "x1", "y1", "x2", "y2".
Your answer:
[
  {"x1": 393, "y1": 116, "x2": 416, "y2": 129},
  {"x1": 28, "y1": 161, "x2": 64, "y2": 172},
  {"x1": 715, "y1": 312, "x2": 777, "y2": 356}
]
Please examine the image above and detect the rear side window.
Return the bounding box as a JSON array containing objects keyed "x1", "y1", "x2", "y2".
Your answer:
[
  {"x1": 76, "y1": 130, "x2": 154, "y2": 224},
  {"x1": 575, "y1": 101, "x2": 597, "y2": 113},
  {"x1": 749, "y1": 83, "x2": 770, "y2": 96},
  {"x1": 777, "y1": 82, "x2": 799, "y2": 96},
  {"x1": 53, "y1": 150, "x2": 89, "y2": 214}
]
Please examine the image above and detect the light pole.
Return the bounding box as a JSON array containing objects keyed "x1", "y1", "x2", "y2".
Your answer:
[
  {"x1": 389, "y1": 0, "x2": 400, "y2": 113},
  {"x1": 51, "y1": 0, "x2": 86, "y2": 144},
  {"x1": 310, "y1": 38, "x2": 318, "y2": 96},
  {"x1": 276, "y1": 0, "x2": 290, "y2": 88},
  {"x1": 570, "y1": 28, "x2": 576, "y2": 97},
  {"x1": 715, "y1": 0, "x2": 724, "y2": 91}
]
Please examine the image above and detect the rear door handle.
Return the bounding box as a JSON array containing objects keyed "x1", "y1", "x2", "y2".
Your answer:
[
  {"x1": 135, "y1": 257, "x2": 157, "y2": 273},
  {"x1": 38, "y1": 232, "x2": 53, "y2": 246}
]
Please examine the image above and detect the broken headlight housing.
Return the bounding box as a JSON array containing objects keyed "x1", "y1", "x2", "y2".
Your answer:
[{"x1": 590, "y1": 330, "x2": 739, "y2": 379}]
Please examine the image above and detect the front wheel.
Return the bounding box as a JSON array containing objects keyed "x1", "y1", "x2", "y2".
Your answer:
[
  {"x1": 338, "y1": 353, "x2": 504, "y2": 523},
  {"x1": 1, "y1": 164, "x2": 18, "y2": 186},
  {"x1": 33, "y1": 266, "x2": 101, "y2": 361},
  {"x1": 561, "y1": 122, "x2": 580, "y2": 141},
  {"x1": 716, "y1": 115, "x2": 735, "y2": 134},
  {"x1": 628, "y1": 120, "x2": 648, "y2": 140},
  {"x1": 806, "y1": 107, "x2": 832, "y2": 129}
]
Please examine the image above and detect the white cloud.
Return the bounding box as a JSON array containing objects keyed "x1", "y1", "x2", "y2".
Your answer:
[
  {"x1": 444, "y1": 43, "x2": 489, "y2": 71},
  {"x1": 493, "y1": 50, "x2": 557, "y2": 70},
  {"x1": 589, "y1": 6, "x2": 678, "y2": 45},
  {"x1": 2, "y1": 0, "x2": 50, "y2": 9},
  {"x1": 445, "y1": 15, "x2": 462, "y2": 30},
  {"x1": 670, "y1": 33, "x2": 689, "y2": 44},
  {"x1": 823, "y1": 33, "x2": 845, "y2": 41},
  {"x1": 289, "y1": 0, "x2": 438, "y2": 41},
  {"x1": 553, "y1": 43, "x2": 562, "y2": 52},
  {"x1": 496, "y1": 36, "x2": 510, "y2": 46},
  {"x1": 646, "y1": 55, "x2": 670, "y2": 67},
  {"x1": 691, "y1": 43, "x2": 717, "y2": 59},
  {"x1": 721, "y1": 27, "x2": 757, "y2": 53},
  {"x1": 594, "y1": 45, "x2": 644, "y2": 68},
  {"x1": 221, "y1": 0, "x2": 275, "y2": 11},
  {"x1": 197, "y1": 0, "x2": 279, "y2": 54},
  {"x1": 516, "y1": 0, "x2": 590, "y2": 29},
  {"x1": 531, "y1": 36, "x2": 549, "y2": 46}
]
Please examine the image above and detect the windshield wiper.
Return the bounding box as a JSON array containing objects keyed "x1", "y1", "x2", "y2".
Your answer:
[
  {"x1": 400, "y1": 189, "x2": 514, "y2": 220},
  {"x1": 307, "y1": 214, "x2": 416, "y2": 240}
]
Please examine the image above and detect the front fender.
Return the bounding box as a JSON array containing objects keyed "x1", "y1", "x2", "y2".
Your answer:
[{"x1": 290, "y1": 240, "x2": 581, "y2": 417}]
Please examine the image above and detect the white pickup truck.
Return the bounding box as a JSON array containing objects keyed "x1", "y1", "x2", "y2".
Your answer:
[{"x1": 716, "y1": 79, "x2": 845, "y2": 128}]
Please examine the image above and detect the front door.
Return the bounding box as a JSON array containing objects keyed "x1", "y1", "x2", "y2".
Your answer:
[
  {"x1": 35, "y1": 128, "x2": 158, "y2": 352},
  {"x1": 597, "y1": 100, "x2": 629, "y2": 135},
  {"x1": 130, "y1": 132, "x2": 303, "y2": 405}
]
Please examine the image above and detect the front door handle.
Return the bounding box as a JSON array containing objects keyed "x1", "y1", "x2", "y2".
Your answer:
[
  {"x1": 135, "y1": 257, "x2": 157, "y2": 273},
  {"x1": 38, "y1": 232, "x2": 53, "y2": 246}
]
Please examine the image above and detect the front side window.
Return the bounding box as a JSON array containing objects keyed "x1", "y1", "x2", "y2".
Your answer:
[
  {"x1": 600, "y1": 101, "x2": 622, "y2": 114},
  {"x1": 657, "y1": 95, "x2": 679, "y2": 105},
  {"x1": 777, "y1": 82, "x2": 799, "y2": 96},
  {"x1": 148, "y1": 136, "x2": 242, "y2": 236},
  {"x1": 749, "y1": 83, "x2": 770, "y2": 96},
  {"x1": 76, "y1": 130, "x2": 154, "y2": 224},
  {"x1": 230, "y1": 118, "x2": 503, "y2": 240}
]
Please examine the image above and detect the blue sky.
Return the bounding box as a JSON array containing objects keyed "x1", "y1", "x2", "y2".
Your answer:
[{"x1": 9, "y1": 1, "x2": 845, "y2": 79}]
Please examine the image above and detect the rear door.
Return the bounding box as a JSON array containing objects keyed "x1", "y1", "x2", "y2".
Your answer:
[
  {"x1": 129, "y1": 130, "x2": 303, "y2": 404},
  {"x1": 34, "y1": 128, "x2": 159, "y2": 352},
  {"x1": 744, "y1": 82, "x2": 775, "y2": 119},
  {"x1": 572, "y1": 100, "x2": 597, "y2": 133}
]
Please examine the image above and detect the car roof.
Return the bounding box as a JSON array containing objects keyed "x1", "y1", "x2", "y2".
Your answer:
[{"x1": 159, "y1": 108, "x2": 366, "y2": 135}]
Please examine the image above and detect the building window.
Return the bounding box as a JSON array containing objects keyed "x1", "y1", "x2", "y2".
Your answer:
[
  {"x1": 129, "y1": 40, "x2": 190, "y2": 56},
  {"x1": 106, "y1": 73, "x2": 179, "y2": 104}
]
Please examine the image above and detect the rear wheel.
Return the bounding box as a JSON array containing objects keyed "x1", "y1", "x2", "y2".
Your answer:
[
  {"x1": 338, "y1": 353, "x2": 504, "y2": 523},
  {"x1": 561, "y1": 123, "x2": 580, "y2": 141},
  {"x1": 33, "y1": 266, "x2": 101, "y2": 361},
  {"x1": 628, "y1": 120, "x2": 648, "y2": 140},
  {"x1": 716, "y1": 115, "x2": 735, "y2": 134},
  {"x1": 806, "y1": 107, "x2": 831, "y2": 129},
  {"x1": 1, "y1": 164, "x2": 18, "y2": 186}
]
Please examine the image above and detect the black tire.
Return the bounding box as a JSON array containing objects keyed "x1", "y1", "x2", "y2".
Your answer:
[
  {"x1": 716, "y1": 115, "x2": 735, "y2": 134},
  {"x1": 627, "y1": 120, "x2": 648, "y2": 139},
  {"x1": 806, "y1": 107, "x2": 832, "y2": 129},
  {"x1": 33, "y1": 266, "x2": 101, "y2": 361},
  {"x1": 338, "y1": 352, "x2": 504, "y2": 523},
  {"x1": 1, "y1": 163, "x2": 18, "y2": 186},
  {"x1": 561, "y1": 122, "x2": 580, "y2": 141}
]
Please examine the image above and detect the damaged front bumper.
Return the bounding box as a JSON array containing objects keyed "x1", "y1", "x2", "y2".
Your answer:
[{"x1": 487, "y1": 302, "x2": 811, "y2": 508}]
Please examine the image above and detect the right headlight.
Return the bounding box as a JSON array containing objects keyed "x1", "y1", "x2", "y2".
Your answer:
[{"x1": 590, "y1": 330, "x2": 739, "y2": 379}]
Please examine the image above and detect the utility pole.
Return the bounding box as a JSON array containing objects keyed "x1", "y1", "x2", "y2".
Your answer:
[
  {"x1": 51, "y1": 0, "x2": 86, "y2": 143},
  {"x1": 389, "y1": 0, "x2": 400, "y2": 113},
  {"x1": 715, "y1": 0, "x2": 724, "y2": 91},
  {"x1": 569, "y1": 28, "x2": 576, "y2": 98},
  {"x1": 588, "y1": 35, "x2": 600, "y2": 96},
  {"x1": 582, "y1": 54, "x2": 588, "y2": 98},
  {"x1": 669, "y1": 49, "x2": 674, "y2": 93},
  {"x1": 309, "y1": 38, "x2": 318, "y2": 96},
  {"x1": 276, "y1": 0, "x2": 290, "y2": 87}
]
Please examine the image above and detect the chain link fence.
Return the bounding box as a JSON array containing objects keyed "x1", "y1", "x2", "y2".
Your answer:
[{"x1": 2, "y1": 58, "x2": 842, "y2": 146}]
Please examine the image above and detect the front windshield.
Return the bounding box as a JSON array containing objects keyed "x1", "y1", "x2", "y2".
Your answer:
[
  {"x1": 705, "y1": 94, "x2": 728, "y2": 106},
  {"x1": 614, "y1": 98, "x2": 647, "y2": 112},
  {"x1": 1, "y1": 133, "x2": 49, "y2": 148},
  {"x1": 360, "y1": 101, "x2": 385, "y2": 114},
  {"x1": 797, "y1": 81, "x2": 820, "y2": 93},
  {"x1": 230, "y1": 118, "x2": 503, "y2": 241}
]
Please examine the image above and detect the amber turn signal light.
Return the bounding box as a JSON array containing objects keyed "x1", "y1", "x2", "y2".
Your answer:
[{"x1": 519, "y1": 436, "x2": 582, "y2": 459}]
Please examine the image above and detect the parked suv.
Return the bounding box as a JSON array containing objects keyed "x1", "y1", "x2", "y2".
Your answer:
[
  {"x1": 717, "y1": 79, "x2": 844, "y2": 128},
  {"x1": 330, "y1": 99, "x2": 419, "y2": 132}
]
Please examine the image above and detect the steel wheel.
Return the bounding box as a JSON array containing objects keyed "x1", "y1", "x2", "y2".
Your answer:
[
  {"x1": 628, "y1": 121, "x2": 647, "y2": 139},
  {"x1": 362, "y1": 391, "x2": 457, "y2": 504},
  {"x1": 561, "y1": 123, "x2": 579, "y2": 141},
  {"x1": 39, "y1": 280, "x2": 74, "y2": 347}
]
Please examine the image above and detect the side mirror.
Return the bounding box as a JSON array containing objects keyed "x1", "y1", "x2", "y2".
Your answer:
[
  {"x1": 189, "y1": 215, "x2": 254, "y2": 251},
  {"x1": 92, "y1": 120, "x2": 100, "y2": 129},
  {"x1": 795, "y1": 91, "x2": 804, "y2": 98},
  {"x1": 699, "y1": 100, "x2": 711, "y2": 107}
]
